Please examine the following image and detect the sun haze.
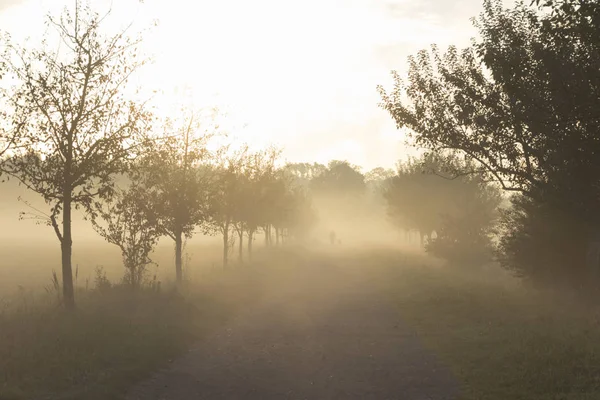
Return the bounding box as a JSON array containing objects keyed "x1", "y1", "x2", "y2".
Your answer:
[{"x1": 0, "y1": 0, "x2": 483, "y2": 169}]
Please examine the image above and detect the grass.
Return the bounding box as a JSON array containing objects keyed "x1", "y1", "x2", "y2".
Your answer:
[
  {"x1": 381, "y1": 255, "x2": 600, "y2": 400},
  {"x1": 0, "y1": 260, "x2": 268, "y2": 400}
]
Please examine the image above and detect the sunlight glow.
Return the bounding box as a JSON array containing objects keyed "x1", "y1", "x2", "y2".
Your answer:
[{"x1": 0, "y1": 0, "x2": 483, "y2": 169}]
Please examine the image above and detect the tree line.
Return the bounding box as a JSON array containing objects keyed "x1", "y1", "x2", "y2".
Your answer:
[
  {"x1": 0, "y1": 3, "x2": 321, "y2": 309},
  {"x1": 3, "y1": 0, "x2": 592, "y2": 309}
]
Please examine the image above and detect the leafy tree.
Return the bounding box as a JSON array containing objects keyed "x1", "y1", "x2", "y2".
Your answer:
[
  {"x1": 208, "y1": 145, "x2": 249, "y2": 268},
  {"x1": 378, "y1": 0, "x2": 600, "y2": 285},
  {"x1": 137, "y1": 111, "x2": 216, "y2": 283},
  {"x1": 310, "y1": 160, "x2": 365, "y2": 198},
  {"x1": 91, "y1": 181, "x2": 160, "y2": 289},
  {"x1": 2, "y1": 4, "x2": 151, "y2": 308},
  {"x1": 284, "y1": 162, "x2": 327, "y2": 182},
  {"x1": 240, "y1": 148, "x2": 280, "y2": 259},
  {"x1": 280, "y1": 183, "x2": 318, "y2": 243},
  {"x1": 385, "y1": 153, "x2": 501, "y2": 262},
  {"x1": 385, "y1": 154, "x2": 451, "y2": 244}
]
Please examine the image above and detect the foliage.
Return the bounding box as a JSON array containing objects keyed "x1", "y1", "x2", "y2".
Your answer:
[
  {"x1": 1, "y1": 3, "x2": 151, "y2": 307},
  {"x1": 137, "y1": 110, "x2": 217, "y2": 281},
  {"x1": 385, "y1": 152, "x2": 502, "y2": 263},
  {"x1": 310, "y1": 160, "x2": 365, "y2": 198},
  {"x1": 378, "y1": 0, "x2": 600, "y2": 284},
  {"x1": 91, "y1": 182, "x2": 161, "y2": 288}
]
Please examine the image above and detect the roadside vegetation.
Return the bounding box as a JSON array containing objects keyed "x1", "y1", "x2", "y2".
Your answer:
[{"x1": 383, "y1": 258, "x2": 600, "y2": 400}]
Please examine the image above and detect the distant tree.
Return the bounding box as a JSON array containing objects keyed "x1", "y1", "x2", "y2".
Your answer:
[
  {"x1": 208, "y1": 145, "x2": 249, "y2": 268},
  {"x1": 241, "y1": 148, "x2": 280, "y2": 259},
  {"x1": 385, "y1": 153, "x2": 455, "y2": 244},
  {"x1": 385, "y1": 152, "x2": 502, "y2": 262},
  {"x1": 281, "y1": 183, "x2": 318, "y2": 243},
  {"x1": 365, "y1": 167, "x2": 395, "y2": 185},
  {"x1": 91, "y1": 180, "x2": 160, "y2": 289},
  {"x1": 364, "y1": 167, "x2": 395, "y2": 207},
  {"x1": 284, "y1": 162, "x2": 326, "y2": 182},
  {"x1": 310, "y1": 160, "x2": 365, "y2": 198},
  {"x1": 137, "y1": 111, "x2": 216, "y2": 283},
  {"x1": 2, "y1": 3, "x2": 151, "y2": 309}
]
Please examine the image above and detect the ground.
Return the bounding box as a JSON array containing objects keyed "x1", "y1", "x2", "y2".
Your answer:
[
  {"x1": 126, "y1": 251, "x2": 459, "y2": 400},
  {"x1": 5, "y1": 247, "x2": 600, "y2": 400}
]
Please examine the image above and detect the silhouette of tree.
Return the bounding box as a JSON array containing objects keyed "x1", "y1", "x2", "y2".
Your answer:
[
  {"x1": 2, "y1": 3, "x2": 151, "y2": 309},
  {"x1": 385, "y1": 153, "x2": 501, "y2": 261},
  {"x1": 379, "y1": 0, "x2": 600, "y2": 285},
  {"x1": 310, "y1": 160, "x2": 365, "y2": 198},
  {"x1": 91, "y1": 179, "x2": 160, "y2": 289},
  {"x1": 0, "y1": 44, "x2": 24, "y2": 169},
  {"x1": 208, "y1": 145, "x2": 249, "y2": 268},
  {"x1": 136, "y1": 110, "x2": 217, "y2": 283}
]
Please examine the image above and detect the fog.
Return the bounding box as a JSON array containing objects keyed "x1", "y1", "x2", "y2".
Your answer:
[{"x1": 2, "y1": 0, "x2": 600, "y2": 399}]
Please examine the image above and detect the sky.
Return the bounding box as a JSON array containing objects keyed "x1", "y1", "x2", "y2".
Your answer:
[{"x1": 0, "y1": 0, "x2": 490, "y2": 171}]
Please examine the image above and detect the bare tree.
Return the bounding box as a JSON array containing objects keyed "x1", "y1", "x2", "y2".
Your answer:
[{"x1": 2, "y1": 3, "x2": 151, "y2": 309}]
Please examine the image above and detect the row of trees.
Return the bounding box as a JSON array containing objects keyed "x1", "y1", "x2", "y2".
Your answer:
[
  {"x1": 0, "y1": 3, "x2": 320, "y2": 308},
  {"x1": 91, "y1": 131, "x2": 316, "y2": 290},
  {"x1": 379, "y1": 0, "x2": 600, "y2": 289}
]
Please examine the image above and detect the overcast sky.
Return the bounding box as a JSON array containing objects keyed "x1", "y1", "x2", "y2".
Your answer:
[{"x1": 0, "y1": 0, "x2": 490, "y2": 170}]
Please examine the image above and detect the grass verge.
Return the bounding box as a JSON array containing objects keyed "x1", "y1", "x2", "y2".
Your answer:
[
  {"x1": 384, "y1": 258, "x2": 600, "y2": 400},
  {"x1": 0, "y1": 265, "x2": 266, "y2": 400}
]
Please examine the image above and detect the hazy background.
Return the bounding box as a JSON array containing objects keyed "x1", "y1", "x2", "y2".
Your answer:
[
  {"x1": 0, "y1": 0, "x2": 495, "y2": 289},
  {"x1": 0, "y1": 0, "x2": 490, "y2": 169}
]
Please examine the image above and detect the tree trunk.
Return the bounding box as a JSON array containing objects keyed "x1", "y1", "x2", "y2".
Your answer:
[
  {"x1": 275, "y1": 227, "x2": 280, "y2": 246},
  {"x1": 238, "y1": 227, "x2": 244, "y2": 263},
  {"x1": 265, "y1": 225, "x2": 271, "y2": 247},
  {"x1": 419, "y1": 231, "x2": 425, "y2": 248},
  {"x1": 175, "y1": 229, "x2": 183, "y2": 284},
  {"x1": 248, "y1": 229, "x2": 254, "y2": 260},
  {"x1": 223, "y1": 220, "x2": 229, "y2": 269},
  {"x1": 61, "y1": 188, "x2": 75, "y2": 310}
]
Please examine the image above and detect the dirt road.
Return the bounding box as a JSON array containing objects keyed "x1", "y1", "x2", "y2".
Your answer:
[{"x1": 127, "y1": 257, "x2": 459, "y2": 399}]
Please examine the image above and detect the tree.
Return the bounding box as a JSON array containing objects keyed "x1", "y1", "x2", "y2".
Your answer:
[
  {"x1": 0, "y1": 41, "x2": 24, "y2": 169},
  {"x1": 91, "y1": 180, "x2": 160, "y2": 289},
  {"x1": 385, "y1": 153, "x2": 502, "y2": 262},
  {"x1": 240, "y1": 148, "x2": 280, "y2": 259},
  {"x1": 385, "y1": 154, "x2": 452, "y2": 244},
  {"x1": 2, "y1": 3, "x2": 151, "y2": 309},
  {"x1": 137, "y1": 111, "x2": 216, "y2": 283},
  {"x1": 310, "y1": 160, "x2": 365, "y2": 198},
  {"x1": 208, "y1": 145, "x2": 249, "y2": 268},
  {"x1": 378, "y1": 0, "x2": 600, "y2": 285}
]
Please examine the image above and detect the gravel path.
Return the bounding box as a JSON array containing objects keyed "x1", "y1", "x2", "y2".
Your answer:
[{"x1": 126, "y1": 261, "x2": 459, "y2": 400}]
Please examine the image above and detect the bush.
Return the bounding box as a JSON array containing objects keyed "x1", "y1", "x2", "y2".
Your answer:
[{"x1": 497, "y1": 195, "x2": 593, "y2": 292}]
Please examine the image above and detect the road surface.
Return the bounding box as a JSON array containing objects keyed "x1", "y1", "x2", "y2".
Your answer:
[{"x1": 127, "y1": 256, "x2": 459, "y2": 400}]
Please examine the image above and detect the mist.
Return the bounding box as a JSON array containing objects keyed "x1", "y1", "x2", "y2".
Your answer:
[{"x1": 1, "y1": 0, "x2": 600, "y2": 399}]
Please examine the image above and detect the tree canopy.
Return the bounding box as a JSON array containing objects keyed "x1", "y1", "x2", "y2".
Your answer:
[{"x1": 379, "y1": 0, "x2": 600, "y2": 286}]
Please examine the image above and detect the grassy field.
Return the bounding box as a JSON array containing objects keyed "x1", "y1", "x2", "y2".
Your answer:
[
  {"x1": 0, "y1": 246, "x2": 272, "y2": 400},
  {"x1": 373, "y1": 251, "x2": 600, "y2": 400}
]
